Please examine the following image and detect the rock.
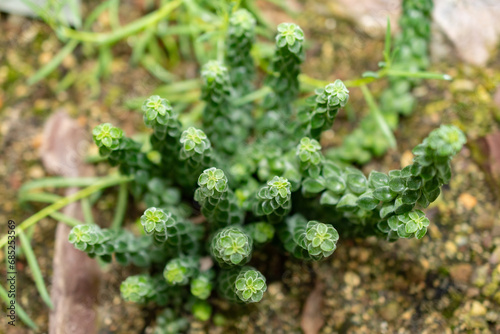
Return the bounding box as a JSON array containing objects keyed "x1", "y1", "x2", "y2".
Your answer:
[
  {"x1": 489, "y1": 247, "x2": 500, "y2": 265},
  {"x1": 458, "y1": 193, "x2": 478, "y2": 210},
  {"x1": 400, "y1": 150, "x2": 413, "y2": 168},
  {"x1": 470, "y1": 301, "x2": 487, "y2": 317},
  {"x1": 444, "y1": 241, "x2": 457, "y2": 258},
  {"x1": 326, "y1": 0, "x2": 400, "y2": 36},
  {"x1": 472, "y1": 132, "x2": 500, "y2": 195},
  {"x1": 301, "y1": 281, "x2": 325, "y2": 334},
  {"x1": 41, "y1": 112, "x2": 101, "y2": 334},
  {"x1": 344, "y1": 271, "x2": 361, "y2": 287},
  {"x1": 450, "y1": 264, "x2": 473, "y2": 284},
  {"x1": 379, "y1": 302, "x2": 399, "y2": 321},
  {"x1": 328, "y1": 0, "x2": 500, "y2": 65},
  {"x1": 433, "y1": 0, "x2": 500, "y2": 66}
]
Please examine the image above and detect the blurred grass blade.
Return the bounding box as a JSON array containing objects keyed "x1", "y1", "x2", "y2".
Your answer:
[
  {"x1": 19, "y1": 192, "x2": 62, "y2": 204},
  {"x1": 360, "y1": 85, "x2": 396, "y2": 148},
  {"x1": 83, "y1": 0, "x2": 114, "y2": 29},
  {"x1": 141, "y1": 56, "x2": 177, "y2": 83},
  {"x1": 0, "y1": 175, "x2": 133, "y2": 249},
  {"x1": 19, "y1": 177, "x2": 102, "y2": 193},
  {"x1": 109, "y1": 0, "x2": 121, "y2": 30},
  {"x1": 67, "y1": 0, "x2": 82, "y2": 28},
  {"x1": 233, "y1": 86, "x2": 272, "y2": 107},
  {"x1": 81, "y1": 198, "x2": 95, "y2": 225},
  {"x1": 98, "y1": 45, "x2": 112, "y2": 78},
  {"x1": 384, "y1": 17, "x2": 391, "y2": 66},
  {"x1": 18, "y1": 231, "x2": 53, "y2": 309},
  {"x1": 386, "y1": 69, "x2": 452, "y2": 80},
  {"x1": 59, "y1": 0, "x2": 183, "y2": 45},
  {"x1": 27, "y1": 40, "x2": 79, "y2": 85},
  {"x1": 49, "y1": 211, "x2": 84, "y2": 227},
  {"x1": 0, "y1": 284, "x2": 38, "y2": 330},
  {"x1": 132, "y1": 26, "x2": 156, "y2": 65},
  {"x1": 111, "y1": 183, "x2": 128, "y2": 230}
]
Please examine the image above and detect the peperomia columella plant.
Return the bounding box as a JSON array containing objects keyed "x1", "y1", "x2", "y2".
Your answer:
[{"x1": 67, "y1": 8, "x2": 465, "y2": 330}]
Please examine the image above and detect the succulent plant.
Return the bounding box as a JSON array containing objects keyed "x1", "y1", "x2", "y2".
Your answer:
[{"x1": 69, "y1": 11, "x2": 464, "y2": 331}]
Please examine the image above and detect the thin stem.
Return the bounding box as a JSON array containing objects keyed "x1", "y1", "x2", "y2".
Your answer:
[
  {"x1": 111, "y1": 183, "x2": 128, "y2": 230},
  {"x1": 0, "y1": 285, "x2": 38, "y2": 330},
  {"x1": 58, "y1": 0, "x2": 182, "y2": 45},
  {"x1": 0, "y1": 175, "x2": 133, "y2": 249},
  {"x1": 19, "y1": 192, "x2": 62, "y2": 204},
  {"x1": 299, "y1": 68, "x2": 451, "y2": 91},
  {"x1": 81, "y1": 198, "x2": 95, "y2": 225},
  {"x1": 360, "y1": 85, "x2": 396, "y2": 148},
  {"x1": 383, "y1": 17, "x2": 392, "y2": 67},
  {"x1": 48, "y1": 211, "x2": 84, "y2": 227},
  {"x1": 18, "y1": 231, "x2": 53, "y2": 309},
  {"x1": 27, "y1": 40, "x2": 79, "y2": 85},
  {"x1": 233, "y1": 86, "x2": 272, "y2": 107},
  {"x1": 385, "y1": 69, "x2": 452, "y2": 80},
  {"x1": 154, "y1": 79, "x2": 201, "y2": 95},
  {"x1": 19, "y1": 177, "x2": 102, "y2": 193}
]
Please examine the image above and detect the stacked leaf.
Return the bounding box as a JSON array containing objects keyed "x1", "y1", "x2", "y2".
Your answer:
[
  {"x1": 226, "y1": 9, "x2": 257, "y2": 97},
  {"x1": 264, "y1": 23, "x2": 305, "y2": 114}
]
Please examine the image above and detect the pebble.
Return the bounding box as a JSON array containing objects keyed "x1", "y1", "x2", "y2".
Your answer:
[
  {"x1": 379, "y1": 302, "x2": 399, "y2": 321},
  {"x1": 344, "y1": 271, "x2": 361, "y2": 287},
  {"x1": 445, "y1": 241, "x2": 457, "y2": 258},
  {"x1": 458, "y1": 193, "x2": 478, "y2": 210},
  {"x1": 470, "y1": 301, "x2": 487, "y2": 316},
  {"x1": 450, "y1": 264, "x2": 473, "y2": 284}
]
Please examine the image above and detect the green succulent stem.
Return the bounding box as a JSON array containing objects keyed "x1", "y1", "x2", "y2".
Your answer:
[
  {"x1": 210, "y1": 226, "x2": 253, "y2": 267},
  {"x1": 218, "y1": 266, "x2": 267, "y2": 303},
  {"x1": 195, "y1": 168, "x2": 244, "y2": 228}
]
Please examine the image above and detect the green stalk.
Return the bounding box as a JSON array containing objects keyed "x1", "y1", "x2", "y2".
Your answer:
[
  {"x1": 111, "y1": 183, "x2": 128, "y2": 230},
  {"x1": 19, "y1": 192, "x2": 62, "y2": 204},
  {"x1": 18, "y1": 231, "x2": 53, "y2": 309},
  {"x1": 0, "y1": 175, "x2": 132, "y2": 249},
  {"x1": 19, "y1": 177, "x2": 102, "y2": 193},
  {"x1": 154, "y1": 79, "x2": 201, "y2": 95},
  {"x1": 109, "y1": 0, "x2": 121, "y2": 30},
  {"x1": 360, "y1": 85, "x2": 396, "y2": 148},
  {"x1": 300, "y1": 69, "x2": 451, "y2": 91},
  {"x1": 385, "y1": 69, "x2": 452, "y2": 80},
  {"x1": 58, "y1": 0, "x2": 182, "y2": 45},
  {"x1": 81, "y1": 198, "x2": 95, "y2": 225},
  {"x1": 48, "y1": 211, "x2": 84, "y2": 227},
  {"x1": 383, "y1": 17, "x2": 392, "y2": 67},
  {"x1": 0, "y1": 285, "x2": 38, "y2": 330},
  {"x1": 27, "y1": 40, "x2": 79, "y2": 85},
  {"x1": 233, "y1": 86, "x2": 272, "y2": 107}
]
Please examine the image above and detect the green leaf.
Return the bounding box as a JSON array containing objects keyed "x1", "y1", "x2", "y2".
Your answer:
[
  {"x1": 337, "y1": 194, "x2": 358, "y2": 211},
  {"x1": 320, "y1": 191, "x2": 340, "y2": 205},
  {"x1": 405, "y1": 220, "x2": 418, "y2": 234},
  {"x1": 357, "y1": 192, "x2": 379, "y2": 211},
  {"x1": 379, "y1": 203, "x2": 394, "y2": 218},
  {"x1": 302, "y1": 178, "x2": 325, "y2": 194},
  {"x1": 402, "y1": 189, "x2": 420, "y2": 204},
  {"x1": 373, "y1": 186, "x2": 396, "y2": 202},
  {"x1": 388, "y1": 177, "x2": 405, "y2": 193},
  {"x1": 368, "y1": 171, "x2": 388, "y2": 188},
  {"x1": 387, "y1": 216, "x2": 399, "y2": 230},
  {"x1": 325, "y1": 176, "x2": 346, "y2": 194},
  {"x1": 415, "y1": 227, "x2": 427, "y2": 239},
  {"x1": 377, "y1": 220, "x2": 391, "y2": 233},
  {"x1": 346, "y1": 174, "x2": 367, "y2": 194}
]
